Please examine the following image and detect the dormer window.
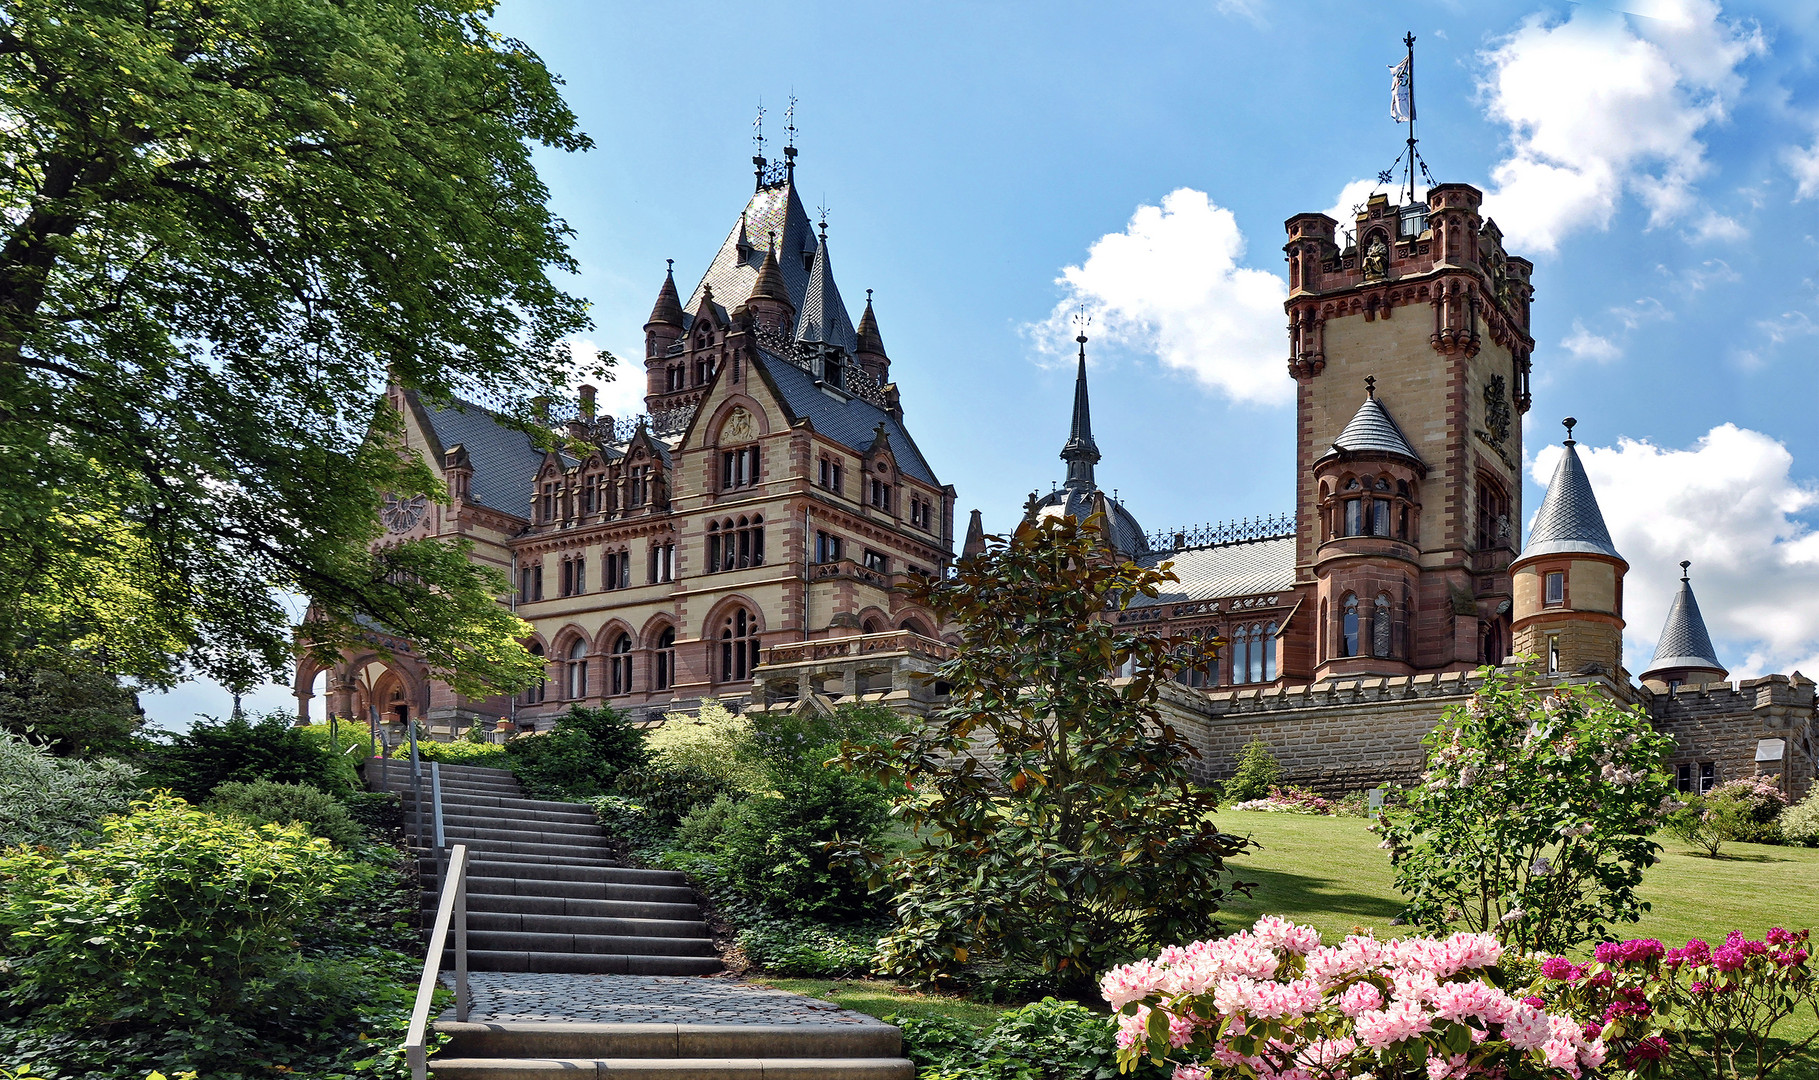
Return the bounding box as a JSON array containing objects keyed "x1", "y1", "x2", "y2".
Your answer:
[
  {"x1": 628, "y1": 464, "x2": 651, "y2": 507},
  {"x1": 824, "y1": 353, "x2": 844, "y2": 390},
  {"x1": 538, "y1": 481, "x2": 559, "y2": 523},
  {"x1": 868, "y1": 467, "x2": 893, "y2": 513}
]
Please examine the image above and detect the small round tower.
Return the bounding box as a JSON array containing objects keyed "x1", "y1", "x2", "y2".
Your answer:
[
  {"x1": 1638, "y1": 562, "x2": 1727, "y2": 691},
  {"x1": 1510, "y1": 418, "x2": 1627, "y2": 677}
]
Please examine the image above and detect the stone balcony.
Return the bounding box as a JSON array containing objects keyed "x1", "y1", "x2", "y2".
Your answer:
[{"x1": 747, "y1": 629, "x2": 956, "y2": 718}]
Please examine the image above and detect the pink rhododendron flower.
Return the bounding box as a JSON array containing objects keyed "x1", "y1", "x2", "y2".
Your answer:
[{"x1": 1338, "y1": 981, "x2": 1384, "y2": 1016}]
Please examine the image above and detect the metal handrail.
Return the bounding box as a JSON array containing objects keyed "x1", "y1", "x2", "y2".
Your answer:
[{"x1": 405, "y1": 842, "x2": 469, "y2": 1080}]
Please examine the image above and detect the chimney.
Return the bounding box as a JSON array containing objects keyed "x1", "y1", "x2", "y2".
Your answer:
[{"x1": 579, "y1": 384, "x2": 598, "y2": 418}]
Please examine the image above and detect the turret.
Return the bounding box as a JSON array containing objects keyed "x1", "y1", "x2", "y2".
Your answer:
[
  {"x1": 1510, "y1": 419, "x2": 1627, "y2": 678},
  {"x1": 1639, "y1": 562, "x2": 1727, "y2": 690},
  {"x1": 741, "y1": 236, "x2": 795, "y2": 333},
  {"x1": 855, "y1": 289, "x2": 889, "y2": 383},
  {"x1": 961, "y1": 508, "x2": 986, "y2": 562},
  {"x1": 644, "y1": 261, "x2": 686, "y2": 401}
]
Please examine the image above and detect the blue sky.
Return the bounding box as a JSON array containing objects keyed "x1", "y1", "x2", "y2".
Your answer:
[{"x1": 147, "y1": 0, "x2": 1819, "y2": 726}]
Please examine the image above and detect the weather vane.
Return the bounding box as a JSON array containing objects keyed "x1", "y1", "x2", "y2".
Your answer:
[
  {"x1": 752, "y1": 99, "x2": 765, "y2": 158},
  {"x1": 1073, "y1": 304, "x2": 1091, "y2": 343}
]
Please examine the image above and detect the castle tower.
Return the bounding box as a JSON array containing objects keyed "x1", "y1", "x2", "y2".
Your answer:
[
  {"x1": 643, "y1": 261, "x2": 685, "y2": 401},
  {"x1": 1285, "y1": 184, "x2": 1534, "y2": 675},
  {"x1": 855, "y1": 290, "x2": 890, "y2": 384},
  {"x1": 1510, "y1": 420, "x2": 1627, "y2": 677},
  {"x1": 1639, "y1": 562, "x2": 1727, "y2": 690},
  {"x1": 1310, "y1": 377, "x2": 1426, "y2": 678}
]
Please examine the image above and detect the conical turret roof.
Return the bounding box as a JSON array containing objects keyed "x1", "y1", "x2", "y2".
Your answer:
[
  {"x1": 1319, "y1": 378, "x2": 1421, "y2": 464},
  {"x1": 855, "y1": 291, "x2": 886, "y2": 356},
  {"x1": 1524, "y1": 425, "x2": 1621, "y2": 559},
  {"x1": 794, "y1": 224, "x2": 856, "y2": 352},
  {"x1": 646, "y1": 262, "x2": 684, "y2": 328},
  {"x1": 1641, "y1": 564, "x2": 1727, "y2": 682},
  {"x1": 748, "y1": 240, "x2": 793, "y2": 308}
]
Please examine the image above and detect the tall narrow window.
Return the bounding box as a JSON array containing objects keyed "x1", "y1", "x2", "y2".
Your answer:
[
  {"x1": 628, "y1": 465, "x2": 651, "y2": 507},
  {"x1": 1546, "y1": 633, "x2": 1561, "y2": 674},
  {"x1": 1374, "y1": 592, "x2": 1393, "y2": 658},
  {"x1": 722, "y1": 446, "x2": 760, "y2": 489},
  {"x1": 1699, "y1": 762, "x2": 1716, "y2": 793},
  {"x1": 531, "y1": 563, "x2": 544, "y2": 601},
  {"x1": 560, "y1": 557, "x2": 573, "y2": 597},
  {"x1": 816, "y1": 531, "x2": 843, "y2": 564},
  {"x1": 1343, "y1": 498, "x2": 1364, "y2": 537},
  {"x1": 1544, "y1": 571, "x2": 1565, "y2": 607},
  {"x1": 1372, "y1": 496, "x2": 1393, "y2": 537},
  {"x1": 1341, "y1": 594, "x2": 1360, "y2": 658},
  {"x1": 720, "y1": 608, "x2": 759, "y2": 682},
  {"x1": 565, "y1": 639, "x2": 588, "y2": 701},
  {"x1": 574, "y1": 556, "x2": 586, "y2": 594},
  {"x1": 1249, "y1": 625, "x2": 1265, "y2": 683},
  {"x1": 525, "y1": 642, "x2": 547, "y2": 704},
  {"x1": 609, "y1": 633, "x2": 632, "y2": 696},
  {"x1": 654, "y1": 627, "x2": 676, "y2": 691},
  {"x1": 648, "y1": 542, "x2": 675, "y2": 584},
  {"x1": 1230, "y1": 629, "x2": 1249, "y2": 685},
  {"x1": 1263, "y1": 623, "x2": 1278, "y2": 681}
]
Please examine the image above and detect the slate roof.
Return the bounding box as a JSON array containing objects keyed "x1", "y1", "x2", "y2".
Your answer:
[
  {"x1": 1524, "y1": 442, "x2": 1622, "y2": 559},
  {"x1": 752, "y1": 348, "x2": 938, "y2": 486},
  {"x1": 686, "y1": 180, "x2": 817, "y2": 323},
  {"x1": 410, "y1": 394, "x2": 545, "y2": 518},
  {"x1": 1032, "y1": 487, "x2": 1150, "y2": 556},
  {"x1": 1130, "y1": 536, "x2": 1298, "y2": 608},
  {"x1": 793, "y1": 230, "x2": 857, "y2": 352},
  {"x1": 1641, "y1": 572, "x2": 1727, "y2": 680},
  {"x1": 1320, "y1": 392, "x2": 1421, "y2": 464}
]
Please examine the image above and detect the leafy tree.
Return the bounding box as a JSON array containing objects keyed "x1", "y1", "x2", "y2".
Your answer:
[
  {"x1": 1225, "y1": 736, "x2": 1282, "y2": 802},
  {"x1": 141, "y1": 710, "x2": 357, "y2": 800},
  {"x1": 0, "y1": 0, "x2": 600, "y2": 696},
  {"x1": 1374, "y1": 667, "x2": 1679, "y2": 952},
  {"x1": 841, "y1": 513, "x2": 1253, "y2": 991},
  {"x1": 0, "y1": 667, "x2": 143, "y2": 756},
  {"x1": 504, "y1": 704, "x2": 647, "y2": 801}
]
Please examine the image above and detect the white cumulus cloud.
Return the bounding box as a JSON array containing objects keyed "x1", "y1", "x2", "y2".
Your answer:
[
  {"x1": 1560, "y1": 319, "x2": 1623, "y2": 362},
  {"x1": 567, "y1": 337, "x2": 648, "y2": 421},
  {"x1": 1477, "y1": 0, "x2": 1763, "y2": 253},
  {"x1": 1035, "y1": 188, "x2": 1290, "y2": 406},
  {"x1": 1531, "y1": 424, "x2": 1819, "y2": 679}
]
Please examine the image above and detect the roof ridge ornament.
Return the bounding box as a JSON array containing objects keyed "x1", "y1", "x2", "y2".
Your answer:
[{"x1": 1563, "y1": 416, "x2": 1577, "y2": 446}]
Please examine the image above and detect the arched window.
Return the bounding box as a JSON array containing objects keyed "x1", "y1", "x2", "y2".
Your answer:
[
  {"x1": 900, "y1": 617, "x2": 933, "y2": 638},
  {"x1": 1477, "y1": 476, "x2": 1510, "y2": 551},
  {"x1": 565, "y1": 638, "x2": 588, "y2": 701},
  {"x1": 609, "y1": 633, "x2": 633, "y2": 696},
  {"x1": 708, "y1": 516, "x2": 766, "y2": 572},
  {"x1": 525, "y1": 642, "x2": 547, "y2": 704},
  {"x1": 1342, "y1": 478, "x2": 1364, "y2": 536},
  {"x1": 1230, "y1": 626, "x2": 1249, "y2": 685},
  {"x1": 1263, "y1": 623, "x2": 1278, "y2": 681},
  {"x1": 1341, "y1": 594, "x2": 1360, "y2": 658},
  {"x1": 1246, "y1": 625, "x2": 1263, "y2": 683},
  {"x1": 654, "y1": 627, "x2": 676, "y2": 691},
  {"x1": 720, "y1": 608, "x2": 759, "y2": 682},
  {"x1": 1374, "y1": 592, "x2": 1394, "y2": 658},
  {"x1": 1372, "y1": 478, "x2": 1393, "y2": 537}
]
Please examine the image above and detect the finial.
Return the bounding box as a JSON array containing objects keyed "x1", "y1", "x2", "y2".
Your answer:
[
  {"x1": 1073, "y1": 303, "x2": 1091, "y2": 346},
  {"x1": 1024, "y1": 490, "x2": 1042, "y2": 516},
  {"x1": 767, "y1": 229, "x2": 776, "y2": 252},
  {"x1": 1563, "y1": 417, "x2": 1577, "y2": 446},
  {"x1": 751, "y1": 100, "x2": 767, "y2": 188},
  {"x1": 784, "y1": 94, "x2": 798, "y2": 175},
  {"x1": 665, "y1": 258, "x2": 673, "y2": 276},
  {"x1": 865, "y1": 288, "x2": 874, "y2": 306},
  {"x1": 1680, "y1": 560, "x2": 1691, "y2": 581},
  {"x1": 1364, "y1": 374, "x2": 1376, "y2": 398}
]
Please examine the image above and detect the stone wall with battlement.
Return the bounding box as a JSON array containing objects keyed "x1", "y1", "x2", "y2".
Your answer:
[{"x1": 1639, "y1": 674, "x2": 1817, "y2": 802}]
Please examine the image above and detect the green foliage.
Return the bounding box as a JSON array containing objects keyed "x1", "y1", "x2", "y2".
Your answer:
[
  {"x1": 504, "y1": 704, "x2": 647, "y2": 800},
  {"x1": 0, "y1": 731, "x2": 140, "y2": 851},
  {"x1": 1781, "y1": 790, "x2": 1819, "y2": 847},
  {"x1": 841, "y1": 513, "x2": 1253, "y2": 990},
  {"x1": 298, "y1": 721, "x2": 377, "y2": 763},
  {"x1": 1668, "y1": 796, "x2": 1757, "y2": 858},
  {"x1": 205, "y1": 779, "x2": 364, "y2": 850},
  {"x1": 1374, "y1": 667, "x2": 1680, "y2": 952},
  {"x1": 892, "y1": 997, "x2": 1168, "y2": 1080},
  {"x1": 391, "y1": 737, "x2": 507, "y2": 766},
  {"x1": 1226, "y1": 737, "x2": 1282, "y2": 803},
  {"x1": 1705, "y1": 778, "x2": 1791, "y2": 845},
  {"x1": 616, "y1": 762, "x2": 742, "y2": 827},
  {"x1": 0, "y1": 0, "x2": 593, "y2": 695},
  {"x1": 0, "y1": 669, "x2": 142, "y2": 757},
  {"x1": 141, "y1": 711, "x2": 357, "y2": 800},
  {"x1": 734, "y1": 918, "x2": 882, "y2": 978},
  {"x1": 674, "y1": 793, "x2": 739, "y2": 851},
  {"x1": 647, "y1": 701, "x2": 769, "y2": 793},
  {"x1": 750, "y1": 702, "x2": 910, "y2": 780},
  {"x1": 706, "y1": 768, "x2": 893, "y2": 921}
]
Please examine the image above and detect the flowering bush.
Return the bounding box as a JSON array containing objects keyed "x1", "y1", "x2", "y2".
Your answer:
[
  {"x1": 1375, "y1": 668, "x2": 1678, "y2": 952},
  {"x1": 1531, "y1": 930, "x2": 1817, "y2": 1080},
  {"x1": 1103, "y1": 915, "x2": 1607, "y2": 1079},
  {"x1": 1781, "y1": 791, "x2": 1819, "y2": 848},
  {"x1": 1231, "y1": 786, "x2": 1333, "y2": 815},
  {"x1": 1705, "y1": 778, "x2": 1790, "y2": 845}
]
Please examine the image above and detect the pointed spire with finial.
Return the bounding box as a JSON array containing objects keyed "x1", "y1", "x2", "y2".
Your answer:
[
  {"x1": 1061, "y1": 308, "x2": 1101, "y2": 488},
  {"x1": 1323, "y1": 374, "x2": 1421, "y2": 463},
  {"x1": 1641, "y1": 560, "x2": 1728, "y2": 686},
  {"x1": 646, "y1": 258, "x2": 684, "y2": 329},
  {"x1": 748, "y1": 231, "x2": 793, "y2": 310},
  {"x1": 962, "y1": 508, "x2": 987, "y2": 560},
  {"x1": 854, "y1": 288, "x2": 889, "y2": 381},
  {"x1": 1523, "y1": 417, "x2": 1620, "y2": 559},
  {"x1": 794, "y1": 213, "x2": 855, "y2": 351}
]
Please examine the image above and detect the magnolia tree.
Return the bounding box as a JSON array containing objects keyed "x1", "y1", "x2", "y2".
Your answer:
[
  {"x1": 1103, "y1": 915, "x2": 1608, "y2": 1079},
  {"x1": 1374, "y1": 669, "x2": 1678, "y2": 953}
]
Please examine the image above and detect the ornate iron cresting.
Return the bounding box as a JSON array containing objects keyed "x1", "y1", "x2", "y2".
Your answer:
[
  {"x1": 750, "y1": 323, "x2": 895, "y2": 411},
  {"x1": 1148, "y1": 513, "x2": 1296, "y2": 554}
]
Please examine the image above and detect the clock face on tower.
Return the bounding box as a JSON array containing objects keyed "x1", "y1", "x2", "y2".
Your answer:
[{"x1": 380, "y1": 494, "x2": 430, "y2": 534}]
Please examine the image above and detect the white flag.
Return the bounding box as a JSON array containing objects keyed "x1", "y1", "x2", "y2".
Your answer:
[{"x1": 1390, "y1": 57, "x2": 1414, "y2": 122}]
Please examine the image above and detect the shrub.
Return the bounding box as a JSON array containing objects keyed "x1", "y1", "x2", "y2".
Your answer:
[
  {"x1": 393, "y1": 738, "x2": 507, "y2": 766},
  {"x1": 1231, "y1": 785, "x2": 1332, "y2": 814},
  {"x1": 1226, "y1": 737, "x2": 1282, "y2": 803},
  {"x1": 673, "y1": 793, "x2": 738, "y2": 851},
  {"x1": 735, "y1": 918, "x2": 881, "y2": 978},
  {"x1": 707, "y1": 765, "x2": 892, "y2": 921},
  {"x1": 0, "y1": 669, "x2": 143, "y2": 757},
  {"x1": 842, "y1": 513, "x2": 1252, "y2": 991},
  {"x1": 0, "y1": 732, "x2": 140, "y2": 850},
  {"x1": 504, "y1": 704, "x2": 646, "y2": 800},
  {"x1": 589, "y1": 794, "x2": 669, "y2": 854},
  {"x1": 1782, "y1": 790, "x2": 1819, "y2": 847},
  {"x1": 1532, "y1": 930, "x2": 1819, "y2": 1080},
  {"x1": 646, "y1": 700, "x2": 768, "y2": 793},
  {"x1": 1667, "y1": 795, "x2": 1756, "y2": 858},
  {"x1": 894, "y1": 998, "x2": 1170, "y2": 1080},
  {"x1": 750, "y1": 701, "x2": 910, "y2": 780},
  {"x1": 1705, "y1": 777, "x2": 1790, "y2": 844},
  {"x1": 616, "y1": 761, "x2": 742, "y2": 826},
  {"x1": 297, "y1": 720, "x2": 376, "y2": 762},
  {"x1": 205, "y1": 779, "x2": 364, "y2": 849},
  {"x1": 1375, "y1": 667, "x2": 1679, "y2": 952},
  {"x1": 140, "y1": 711, "x2": 356, "y2": 800},
  {"x1": 1105, "y1": 915, "x2": 1603, "y2": 1080}
]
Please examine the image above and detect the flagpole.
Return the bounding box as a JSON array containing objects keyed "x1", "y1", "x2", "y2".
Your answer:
[{"x1": 1404, "y1": 31, "x2": 1417, "y2": 206}]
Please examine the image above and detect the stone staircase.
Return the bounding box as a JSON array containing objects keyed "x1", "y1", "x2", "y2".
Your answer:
[
  {"x1": 368, "y1": 758, "x2": 720, "y2": 975},
  {"x1": 429, "y1": 1018, "x2": 914, "y2": 1079}
]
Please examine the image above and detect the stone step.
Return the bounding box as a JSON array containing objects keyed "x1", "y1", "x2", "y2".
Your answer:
[
  {"x1": 407, "y1": 808, "x2": 604, "y2": 831},
  {"x1": 430, "y1": 1058, "x2": 912, "y2": 1079},
  {"x1": 464, "y1": 951, "x2": 724, "y2": 975},
  {"x1": 452, "y1": 891, "x2": 704, "y2": 922},
  {"x1": 412, "y1": 836, "x2": 615, "y2": 862},
  {"x1": 460, "y1": 875, "x2": 698, "y2": 904},
  {"x1": 439, "y1": 1021, "x2": 902, "y2": 1060},
  {"x1": 391, "y1": 790, "x2": 598, "y2": 816},
  {"x1": 419, "y1": 847, "x2": 630, "y2": 870},
  {"x1": 414, "y1": 819, "x2": 608, "y2": 844},
  {"x1": 376, "y1": 776, "x2": 525, "y2": 797},
  {"x1": 462, "y1": 910, "x2": 709, "y2": 939},
  {"x1": 425, "y1": 859, "x2": 685, "y2": 887},
  {"x1": 460, "y1": 928, "x2": 717, "y2": 958}
]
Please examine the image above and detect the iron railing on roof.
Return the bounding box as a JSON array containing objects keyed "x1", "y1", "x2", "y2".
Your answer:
[
  {"x1": 751, "y1": 324, "x2": 895, "y2": 411},
  {"x1": 1148, "y1": 513, "x2": 1295, "y2": 553}
]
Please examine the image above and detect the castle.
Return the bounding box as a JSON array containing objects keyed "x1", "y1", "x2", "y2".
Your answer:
[{"x1": 294, "y1": 131, "x2": 1815, "y2": 802}]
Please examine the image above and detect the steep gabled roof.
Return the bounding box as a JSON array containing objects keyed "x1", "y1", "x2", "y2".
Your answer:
[
  {"x1": 408, "y1": 392, "x2": 545, "y2": 518},
  {"x1": 687, "y1": 179, "x2": 817, "y2": 322},
  {"x1": 1641, "y1": 566, "x2": 1727, "y2": 682},
  {"x1": 1524, "y1": 437, "x2": 1621, "y2": 560},
  {"x1": 750, "y1": 348, "x2": 938, "y2": 486},
  {"x1": 1130, "y1": 536, "x2": 1297, "y2": 607},
  {"x1": 794, "y1": 227, "x2": 856, "y2": 352}
]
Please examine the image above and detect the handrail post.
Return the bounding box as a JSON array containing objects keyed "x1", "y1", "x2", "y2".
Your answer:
[
  {"x1": 404, "y1": 843, "x2": 468, "y2": 1080},
  {"x1": 455, "y1": 857, "x2": 469, "y2": 1022},
  {"x1": 408, "y1": 721, "x2": 423, "y2": 852}
]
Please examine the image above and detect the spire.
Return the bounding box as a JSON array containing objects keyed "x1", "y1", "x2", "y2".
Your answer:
[
  {"x1": 736, "y1": 210, "x2": 753, "y2": 261},
  {"x1": 1641, "y1": 562, "x2": 1728, "y2": 684},
  {"x1": 962, "y1": 508, "x2": 986, "y2": 561},
  {"x1": 1061, "y1": 320, "x2": 1100, "y2": 488},
  {"x1": 748, "y1": 233, "x2": 793, "y2": 308},
  {"x1": 855, "y1": 289, "x2": 886, "y2": 356},
  {"x1": 1523, "y1": 418, "x2": 1621, "y2": 560},
  {"x1": 1322, "y1": 375, "x2": 1421, "y2": 464},
  {"x1": 646, "y1": 259, "x2": 684, "y2": 328},
  {"x1": 794, "y1": 216, "x2": 857, "y2": 351}
]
